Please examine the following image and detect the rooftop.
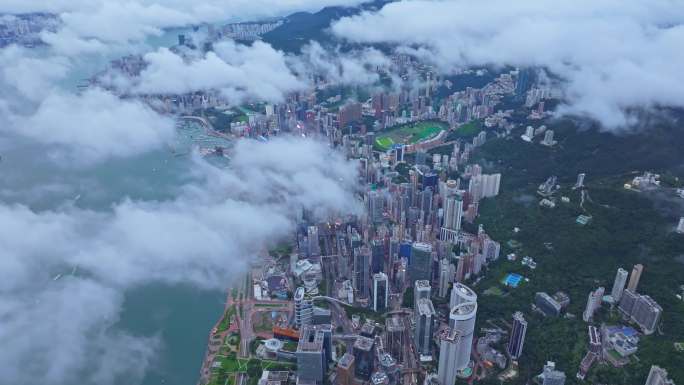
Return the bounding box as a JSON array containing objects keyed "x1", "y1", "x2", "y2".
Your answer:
[
  {"x1": 386, "y1": 316, "x2": 405, "y2": 332},
  {"x1": 354, "y1": 336, "x2": 375, "y2": 351},
  {"x1": 338, "y1": 353, "x2": 354, "y2": 368},
  {"x1": 297, "y1": 326, "x2": 323, "y2": 352},
  {"x1": 412, "y1": 242, "x2": 432, "y2": 252},
  {"x1": 416, "y1": 298, "x2": 436, "y2": 316}
]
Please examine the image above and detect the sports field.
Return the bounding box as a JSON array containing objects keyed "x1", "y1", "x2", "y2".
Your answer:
[
  {"x1": 502, "y1": 273, "x2": 524, "y2": 288},
  {"x1": 375, "y1": 121, "x2": 447, "y2": 150}
]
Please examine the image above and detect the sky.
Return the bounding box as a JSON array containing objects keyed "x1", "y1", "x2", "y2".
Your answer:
[{"x1": 1, "y1": 1, "x2": 684, "y2": 384}]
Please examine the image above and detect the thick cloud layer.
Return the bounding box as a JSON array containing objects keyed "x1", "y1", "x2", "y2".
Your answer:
[
  {"x1": 332, "y1": 0, "x2": 684, "y2": 128},
  {"x1": 0, "y1": 138, "x2": 360, "y2": 385},
  {"x1": 12, "y1": 89, "x2": 176, "y2": 163},
  {"x1": 132, "y1": 41, "x2": 305, "y2": 102},
  {"x1": 99, "y1": 40, "x2": 392, "y2": 102}
]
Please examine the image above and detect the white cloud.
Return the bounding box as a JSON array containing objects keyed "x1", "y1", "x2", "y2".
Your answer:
[
  {"x1": 5, "y1": 88, "x2": 176, "y2": 164},
  {"x1": 294, "y1": 41, "x2": 392, "y2": 87},
  {"x1": 0, "y1": 137, "x2": 360, "y2": 385},
  {"x1": 131, "y1": 41, "x2": 305, "y2": 102},
  {"x1": 0, "y1": 46, "x2": 71, "y2": 102},
  {"x1": 332, "y1": 0, "x2": 684, "y2": 128}
]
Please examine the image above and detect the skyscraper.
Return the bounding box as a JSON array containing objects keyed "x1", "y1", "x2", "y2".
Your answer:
[
  {"x1": 409, "y1": 243, "x2": 433, "y2": 283},
  {"x1": 627, "y1": 264, "x2": 644, "y2": 292},
  {"x1": 414, "y1": 279, "x2": 431, "y2": 303},
  {"x1": 618, "y1": 288, "x2": 638, "y2": 315},
  {"x1": 385, "y1": 316, "x2": 406, "y2": 363},
  {"x1": 437, "y1": 328, "x2": 466, "y2": 385},
  {"x1": 338, "y1": 102, "x2": 362, "y2": 130},
  {"x1": 507, "y1": 312, "x2": 528, "y2": 360},
  {"x1": 354, "y1": 247, "x2": 371, "y2": 299},
  {"x1": 442, "y1": 193, "x2": 464, "y2": 231},
  {"x1": 295, "y1": 286, "x2": 313, "y2": 329},
  {"x1": 450, "y1": 282, "x2": 477, "y2": 309},
  {"x1": 631, "y1": 294, "x2": 663, "y2": 335},
  {"x1": 373, "y1": 272, "x2": 389, "y2": 312},
  {"x1": 535, "y1": 292, "x2": 562, "y2": 317},
  {"x1": 369, "y1": 190, "x2": 385, "y2": 224},
  {"x1": 541, "y1": 130, "x2": 556, "y2": 146},
  {"x1": 611, "y1": 268, "x2": 629, "y2": 303},
  {"x1": 297, "y1": 325, "x2": 325, "y2": 384},
  {"x1": 414, "y1": 298, "x2": 436, "y2": 357},
  {"x1": 645, "y1": 365, "x2": 675, "y2": 385},
  {"x1": 618, "y1": 289, "x2": 663, "y2": 335},
  {"x1": 371, "y1": 239, "x2": 385, "y2": 274},
  {"x1": 438, "y1": 258, "x2": 452, "y2": 298},
  {"x1": 582, "y1": 287, "x2": 604, "y2": 322},
  {"x1": 337, "y1": 353, "x2": 355, "y2": 385},
  {"x1": 307, "y1": 225, "x2": 321, "y2": 257},
  {"x1": 447, "y1": 301, "x2": 477, "y2": 369},
  {"x1": 353, "y1": 336, "x2": 375, "y2": 380}
]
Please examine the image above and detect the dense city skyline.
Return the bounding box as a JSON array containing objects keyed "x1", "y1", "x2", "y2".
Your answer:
[{"x1": 1, "y1": 2, "x2": 683, "y2": 385}]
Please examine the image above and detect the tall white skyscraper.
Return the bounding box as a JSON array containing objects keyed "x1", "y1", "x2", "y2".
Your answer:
[
  {"x1": 541, "y1": 129, "x2": 556, "y2": 146},
  {"x1": 438, "y1": 286, "x2": 477, "y2": 385},
  {"x1": 450, "y1": 282, "x2": 477, "y2": 309},
  {"x1": 447, "y1": 301, "x2": 477, "y2": 368},
  {"x1": 521, "y1": 125, "x2": 534, "y2": 142},
  {"x1": 443, "y1": 193, "x2": 463, "y2": 231},
  {"x1": 437, "y1": 329, "x2": 466, "y2": 385},
  {"x1": 469, "y1": 174, "x2": 501, "y2": 201},
  {"x1": 611, "y1": 268, "x2": 629, "y2": 302},
  {"x1": 583, "y1": 287, "x2": 605, "y2": 322},
  {"x1": 294, "y1": 286, "x2": 313, "y2": 329}
]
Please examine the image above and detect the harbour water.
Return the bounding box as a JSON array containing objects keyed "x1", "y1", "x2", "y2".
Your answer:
[
  {"x1": 118, "y1": 284, "x2": 226, "y2": 385},
  {"x1": 0, "y1": 16, "x2": 266, "y2": 382},
  {"x1": 0, "y1": 24, "x2": 235, "y2": 385},
  {"x1": 0, "y1": 124, "x2": 233, "y2": 385}
]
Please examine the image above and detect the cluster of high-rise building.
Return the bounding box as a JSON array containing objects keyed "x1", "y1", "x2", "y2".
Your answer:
[
  {"x1": 436, "y1": 72, "x2": 516, "y2": 128},
  {"x1": 0, "y1": 13, "x2": 59, "y2": 47},
  {"x1": 615, "y1": 265, "x2": 663, "y2": 335},
  {"x1": 217, "y1": 21, "x2": 283, "y2": 41}
]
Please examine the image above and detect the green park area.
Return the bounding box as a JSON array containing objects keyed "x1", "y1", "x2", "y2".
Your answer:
[
  {"x1": 216, "y1": 305, "x2": 236, "y2": 333},
  {"x1": 455, "y1": 120, "x2": 481, "y2": 136},
  {"x1": 465, "y1": 119, "x2": 684, "y2": 384},
  {"x1": 374, "y1": 120, "x2": 448, "y2": 150},
  {"x1": 209, "y1": 354, "x2": 295, "y2": 385}
]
